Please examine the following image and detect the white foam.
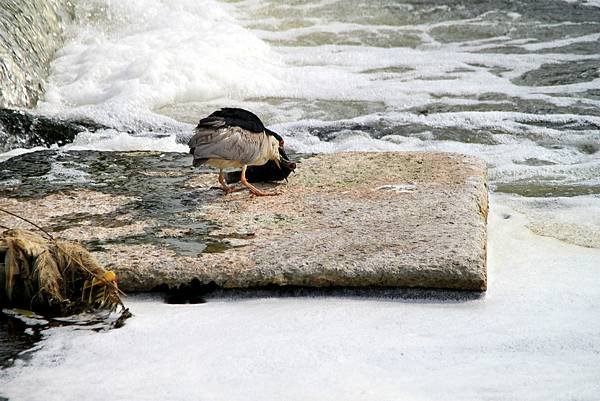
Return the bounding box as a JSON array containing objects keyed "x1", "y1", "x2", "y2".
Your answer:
[
  {"x1": 279, "y1": 111, "x2": 600, "y2": 189},
  {"x1": 1, "y1": 0, "x2": 591, "y2": 168},
  {"x1": 562, "y1": 0, "x2": 600, "y2": 7},
  {"x1": 38, "y1": 0, "x2": 285, "y2": 128},
  {"x1": 62, "y1": 130, "x2": 188, "y2": 153},
  {"x1": 521, "y1": 32, "x2": 600, "y2": 51},
  {"x1": 286, "y1": 130, "x2": 408, "y2": 154},
  {"x1": 497, "y1": 193, "x2": 600, "y2": 248},
  {"x1": 0, "y1": 146, "x2": 49, "y2": 163},
  {"x1": 2, "y1": 197, "x2": 600, "y2": 401},
  {"x1": 44, "y1": 161, "x2": 90, "y2": 184},
  {"x1": 0, "y1": 129, "x2": 189, "y2": 163},
  {"x1": 36, "y1": 0, "x2": 600, "y2": 130}
]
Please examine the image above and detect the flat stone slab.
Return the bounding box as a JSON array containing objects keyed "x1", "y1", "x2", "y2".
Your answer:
[
  {"x1": 116, "y1": 152, "x2": 488, "y2": 291},
  {"x1": 0, "y1": 151, "x2": 488, "y2": 292}
]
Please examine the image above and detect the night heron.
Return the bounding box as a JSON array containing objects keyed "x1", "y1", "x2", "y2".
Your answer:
[{"x1": 188, "y1": 108, "x2": 290, "y2": 196}]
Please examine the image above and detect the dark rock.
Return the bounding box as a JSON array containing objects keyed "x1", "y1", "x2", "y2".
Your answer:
[{"x1": 0, "y1": 108, "x2": 105, "y2": 152}]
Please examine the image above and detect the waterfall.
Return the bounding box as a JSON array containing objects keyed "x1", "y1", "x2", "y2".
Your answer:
[{"x1": 0, "y1": 0, "x2": 72, "y2": 109}]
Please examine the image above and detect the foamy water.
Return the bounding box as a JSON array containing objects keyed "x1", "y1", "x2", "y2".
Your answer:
[{"x1": 37, "y1": 0, "x2": 284, "y2": 127}]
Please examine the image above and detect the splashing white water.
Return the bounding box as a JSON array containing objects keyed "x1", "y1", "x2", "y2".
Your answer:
[
  {"x1": 38, "y1": 0, "x2": 285, "y2": 129},
  {"x1": 63, "y1": 130, "x2": 188, "y2": 153}
]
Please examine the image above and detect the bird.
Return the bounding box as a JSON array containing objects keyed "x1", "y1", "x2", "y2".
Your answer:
[{"x1": 188, "y1": 108, "x2": 289, "y2": 196}]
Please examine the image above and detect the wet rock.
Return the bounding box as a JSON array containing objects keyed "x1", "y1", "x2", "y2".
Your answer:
[
  {"x1": 0, "y1": 108, "x2": 105, "y2": 153},
  {"x1": 0, "y1": 151, "x2": 488, "y2": 292},
  {"x1": 0, "y1": 312, "x2": 41, "y2": 367},
  {"x1": 512, "y1": 59, "x2": 600, "y2": 87}
]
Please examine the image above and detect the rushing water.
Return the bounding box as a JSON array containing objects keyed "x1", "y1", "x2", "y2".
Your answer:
[
  {"x1": 0, "y1": 0, "x2": 71, "y2": 108},
  {"x1": 1, "y1": 0, "x2": 600, "y2": 399}
]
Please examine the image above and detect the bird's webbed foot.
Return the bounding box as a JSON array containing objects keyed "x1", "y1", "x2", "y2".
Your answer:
[{"x1": 248, "y1": 187, "x2": 281, "y2": 197}]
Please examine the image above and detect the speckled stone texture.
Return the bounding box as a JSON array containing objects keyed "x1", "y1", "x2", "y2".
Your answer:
[
  {"x1": 113, "y1": 152, "x2": 488, "y2": 292},
  {"x1": 0, "y1": 151, "x2": 488, "y2": 292}
]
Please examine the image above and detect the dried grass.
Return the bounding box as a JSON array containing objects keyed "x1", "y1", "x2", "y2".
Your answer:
[{"x1": 0, "y1": 228, "x2": 126, "y2": 317}]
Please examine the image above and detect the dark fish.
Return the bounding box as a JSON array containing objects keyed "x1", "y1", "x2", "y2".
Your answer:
[{"x1": 226, "y1": 146, "x2": 296, "y2": 184}]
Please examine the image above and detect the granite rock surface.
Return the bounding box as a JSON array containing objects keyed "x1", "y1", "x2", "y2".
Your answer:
[{"x1": 0, "y1": 151, "x2": 488, "y2": 292}]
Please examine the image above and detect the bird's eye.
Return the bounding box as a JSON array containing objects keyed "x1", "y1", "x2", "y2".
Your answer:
[{"x1": 279, "y1": 140, "x2": 284, "y2": 147}]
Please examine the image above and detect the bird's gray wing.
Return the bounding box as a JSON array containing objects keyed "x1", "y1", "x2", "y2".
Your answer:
[{"x1": 189, "y1": 126, "x2": 263, "y2": 165}]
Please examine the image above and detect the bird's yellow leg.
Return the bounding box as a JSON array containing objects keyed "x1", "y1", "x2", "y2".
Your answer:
[
  {"x1": 218, "y1": 169, "x2": 234, "y2": 194},
  {"x1": 240, "y1": 165, "x2": 280, "y2": 196},
  {"x1": 218, "y1": 170, "x2": 244, "y2": 194}
]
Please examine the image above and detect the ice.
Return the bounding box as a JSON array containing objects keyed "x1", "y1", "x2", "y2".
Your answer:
[{"x1": 1, "y1": 197, "x2": 600, "y2": 401}]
